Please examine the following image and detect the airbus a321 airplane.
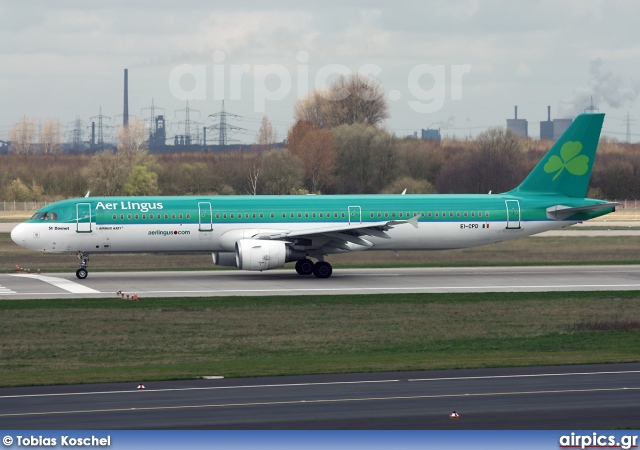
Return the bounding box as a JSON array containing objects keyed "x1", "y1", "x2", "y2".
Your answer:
[{"x1": 11, "y1": 113, "x2": 617, "y2": 279}]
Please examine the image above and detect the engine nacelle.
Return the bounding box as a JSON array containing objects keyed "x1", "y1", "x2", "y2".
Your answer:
[
  {"x1": 212, "y1": 251, "x2": 237, "y2": 267},
  {"x1": 235, "y1": 239, "x2": 303, "y2": 271}
]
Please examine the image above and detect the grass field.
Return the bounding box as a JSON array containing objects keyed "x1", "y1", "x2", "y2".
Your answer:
[
  {"x1": 0, "y1": 292, "x2": 639, "y2": 387},
  {"x1": 2, "y1": 211, "x2": 640, "y2": 388}
]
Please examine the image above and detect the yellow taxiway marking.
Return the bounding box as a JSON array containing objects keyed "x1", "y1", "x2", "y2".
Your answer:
[{"x1": 2, "y1": 386, "x2": 638, "y2": 418}]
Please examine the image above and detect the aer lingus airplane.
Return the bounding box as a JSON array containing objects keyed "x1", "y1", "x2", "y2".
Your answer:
[{"x1": 11, "y1": 112, "x2": 617, "y2": 279}]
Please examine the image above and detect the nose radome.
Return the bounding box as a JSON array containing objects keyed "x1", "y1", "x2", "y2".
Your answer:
[{"x1": 11, "y1": 223, "x2": 26, "y2": 247}]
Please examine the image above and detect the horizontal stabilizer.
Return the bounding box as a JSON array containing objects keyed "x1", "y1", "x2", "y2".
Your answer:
[{"x1": 546, "y1": 202, "x2": 620, "y2": 221}]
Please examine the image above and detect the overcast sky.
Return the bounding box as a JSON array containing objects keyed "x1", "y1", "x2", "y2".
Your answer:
[{"x1": 1, "y1": 0, "x2": 639, "y2": 144}]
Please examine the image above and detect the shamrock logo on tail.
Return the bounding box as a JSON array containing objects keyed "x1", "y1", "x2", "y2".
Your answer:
[{"x1": 543, "y1": 141, "x2": 589, "y2": 181}]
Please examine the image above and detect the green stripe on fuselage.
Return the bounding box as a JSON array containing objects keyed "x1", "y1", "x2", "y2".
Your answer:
[{"x1": 26, "y1": 194, "x2": 614, "y2": 227}]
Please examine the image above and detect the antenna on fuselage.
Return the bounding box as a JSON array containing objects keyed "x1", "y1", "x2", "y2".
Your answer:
[
  {"x1": 84, "y1": 191, "x2": 90, "y2": 197},
  {"x1": 401, "y1": 189, "x2": 407, "y2": 195}
]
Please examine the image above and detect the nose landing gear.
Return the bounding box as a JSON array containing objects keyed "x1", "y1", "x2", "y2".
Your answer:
[{"x1": 76, "y1": 251, "x2": 89, "y2": 279}]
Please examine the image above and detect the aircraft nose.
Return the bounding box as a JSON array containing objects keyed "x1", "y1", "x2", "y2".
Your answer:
[{"x1": 11, "y1": 223, "x2": 26, "y2": 247}]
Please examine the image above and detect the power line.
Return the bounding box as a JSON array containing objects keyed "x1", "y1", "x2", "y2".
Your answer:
[
  {"x1": 208, "y1": 100, "x2": 247, "y2": 146},
  {"x1": 623, "y1": 112, "x2": 636, "y2": 143}
]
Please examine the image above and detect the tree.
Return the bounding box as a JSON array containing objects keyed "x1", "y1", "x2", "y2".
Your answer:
[
  {"x1": 123, "y1": 166, "x2": 160, "y2": 196},
  {"x1": 436, "y1": 127, "x2": 527, "y2": 194},
  {"x1": 40, "y1": 119, "x2": 62, "y2": 154},
  {"x1": 5, "y1": 178, "x2": 32, "y2": 201},
  {"x1": 294, "y1": 73, "x2": 389, "y2": 129},
  {"x1": 256, "y1": 115, "x2": 278, "y2": 151},
  {"x1": 381, "y1": 177, "x2": 437, "y2": 194},
  {"x1": 259, "y1": 149, "x2": 304, "y2": 195},
  {"x1": 9, "y1": 117, "x2": 37, "y2": 154},
  {"x1": 286, "y1": 120, "x2": 315, "y2": 155},
  {"x1": 331, "y1": 124, "x2": 399, "y2": 193},
  {"x1": 87, "y1": 150, "x2": 129, "y2": 196},
  {"x1": 177, "y1": 162, "x2": 211, "y2": 194},
  {"x1": 287, "y1": 120, "x2": 336, "y2": 193},
  {"x1": 117, "y1": 118, "x2": 148, "y2": 158}
]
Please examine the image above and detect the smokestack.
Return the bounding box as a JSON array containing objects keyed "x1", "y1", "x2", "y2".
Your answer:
[
  {"x1": 91, "y1": 121, "x2": 95, "y2": 146},
  {"x1": 547, "y1": 105, "x2": 551, "y2": 122},
  {"x1": 514, "y1": 105, "x2": 518, "y2": 120},
  {"x1": 123, "y1": 69, "x2": 129, "y2": 127}
]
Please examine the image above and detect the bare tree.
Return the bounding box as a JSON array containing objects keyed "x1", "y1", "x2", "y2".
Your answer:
[
  {"x1": 256, "y1": 115, "x2": 278, "y2": 151},
  {"x1": 9, "y1": 117, "x2": 37, "y2": 154},
  {"x1": 40, "y1": 118, "x2": 62, "y2": 154},
  {"x1": 294, "y1": 74, "x2": 389, "y2": 129},
  {"x1": 435, "y1": 127, "x2": 527, "y2": 194},
  {"x1": 247, "y1": 162, "x2": 260, "y2": 195},
  {"x1": 117, "y1": 118, "x2": 148, "y2": 158}
]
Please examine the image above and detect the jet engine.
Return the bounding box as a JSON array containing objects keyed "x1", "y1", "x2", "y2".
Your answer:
[
  {"x1": 235, "y1": 239, "x2": 304, "y2": 271},
  {"x1": 212, "y1": 251, "x2": 237, "y2": 267}
]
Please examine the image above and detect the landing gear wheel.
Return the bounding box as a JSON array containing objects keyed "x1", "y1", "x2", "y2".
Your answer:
[
  {"x1": 76, "y1": 268, "x2": 88, "y2": 279},
  {"x1": 76, "y1": 251, "x2": 89, "y2": 280},
  {"x1": 313, "y1": 261, "x2": 333, "y2": 279},
  {"x1": 295, "y1": 259, "x2": 315, "y2": 276}
]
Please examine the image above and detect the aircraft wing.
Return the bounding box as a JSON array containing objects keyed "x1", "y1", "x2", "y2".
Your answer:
[
  {"x1": 546, "y1": 202, "x2": 620, "y2": 221},
  {"x1": 252, "y1": 215, "x2": 419, "y2": 249}
]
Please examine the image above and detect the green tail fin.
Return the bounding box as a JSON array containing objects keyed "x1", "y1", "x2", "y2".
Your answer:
[{"x1": 508, "y1": 113, "x2": 604, "y2": 198}]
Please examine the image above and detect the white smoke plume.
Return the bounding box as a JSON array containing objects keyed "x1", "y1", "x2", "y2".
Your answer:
[{"x1": 557, "y1": 59, "x2": 640, "y2": 118}]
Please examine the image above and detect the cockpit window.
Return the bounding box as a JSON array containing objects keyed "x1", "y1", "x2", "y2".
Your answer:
[{"x1": 31, "y1": 212, "x2": 58, "y2": 221}]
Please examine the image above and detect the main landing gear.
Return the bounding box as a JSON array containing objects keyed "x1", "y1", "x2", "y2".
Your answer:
[
  {"x1": 295, "y1": 258, "x2": 333, "y2": 279},
  {"x1": 76, "y1": 251, "x2": 89, "y2": 279}
]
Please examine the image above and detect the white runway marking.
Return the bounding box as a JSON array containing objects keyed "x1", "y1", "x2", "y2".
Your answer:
[
  {"x1": 0, "y1": 284, "x2": 17, "y2": 295},
  {"x1": 138, "y1": 283, "x2": 640, "y2": 295},
  {"x1": 2, "y1": 369, "x2": 638, "y2": 400},
  {"x1": 10, "y1": 274, "x2": 100, "y2": 294}
]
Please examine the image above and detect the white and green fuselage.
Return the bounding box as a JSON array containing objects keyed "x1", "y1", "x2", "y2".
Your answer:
[
  {"x1": 11, "y1": 193, "x2": 613, "y2": 254},
  {"x1": 11, "y1": 113, "x2": 618, "y2": 278}
]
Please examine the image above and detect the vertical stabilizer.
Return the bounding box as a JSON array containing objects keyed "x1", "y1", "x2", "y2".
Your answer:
[{"x1": 508, "y1": 113, "x2": 604, "y2": 198}]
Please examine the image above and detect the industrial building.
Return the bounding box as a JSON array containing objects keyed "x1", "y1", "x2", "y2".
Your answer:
[
  {"x1": 421, "y1": 128, "x2": 441, "y2": 141},
  {"x1": 506, "y1": 106, "x2": 528, "y2": 137}
]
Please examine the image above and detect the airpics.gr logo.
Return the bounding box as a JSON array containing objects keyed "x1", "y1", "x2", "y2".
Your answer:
[{"x1": 544, "y1": 141, "x2": 590, "y2": 181}]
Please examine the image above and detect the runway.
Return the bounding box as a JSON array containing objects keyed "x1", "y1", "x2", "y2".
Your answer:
[
  {"x1": 1, "y1": 364, "x2": 638, "y2": 429},
  {"x1": 1, "y1": 265, "x2": 640, "y2": 299}
]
